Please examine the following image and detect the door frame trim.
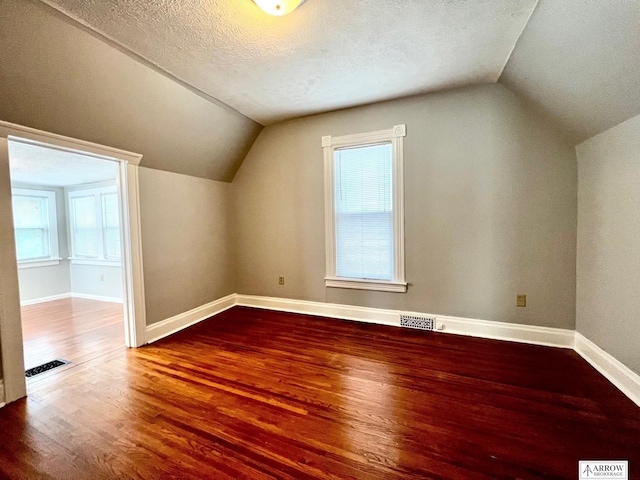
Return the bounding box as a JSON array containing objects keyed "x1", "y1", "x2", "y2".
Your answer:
[{"x1": 0, "y1": 120, "x2": 147, "y2": 404}]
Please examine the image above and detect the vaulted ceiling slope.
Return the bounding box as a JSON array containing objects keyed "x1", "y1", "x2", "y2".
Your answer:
[
  {"x1": 0, "y1": 0, "x2": 262, "y2": 182},
  {"x1": 4, "y1": 0, "x2": 634, "y2": 184},
  {"x1": 500, "y1": 0, "x2": 640, "y2": 143},
  {"x1": 38, "y1": 0, "x2": 538, "y2": 125}
]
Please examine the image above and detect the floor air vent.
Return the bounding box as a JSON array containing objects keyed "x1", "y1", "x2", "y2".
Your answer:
[
  {"x1": 25, "y1": 359, "x2": 70, "y2": 378},
  {"x1": 400, "y1": 315, "x2": 435, "y2": 331}
]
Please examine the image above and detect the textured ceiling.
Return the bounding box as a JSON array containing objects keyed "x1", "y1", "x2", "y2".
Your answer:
[
  {"x1": 39, "y1": 0, "x2": 538, "y2": 125},
  {"x1": 9, "y1": 141, "x2": 118, "y2": 188},
  {"x1": 500, "y1": 0, "x2": 640, "y2": 143}
]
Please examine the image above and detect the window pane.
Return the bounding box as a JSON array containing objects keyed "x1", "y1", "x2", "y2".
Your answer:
[
  {"x1": 72, "y1": 195, "x2": 99, "y2": 257},
  {"x1": 334, "y1": 143, "x2": 393, "y2": 280},
  {"x1": 102, "y1": 193, "x2": 121, "y2": 258},
  {"x1": 12, "y1": 195, "x2": 50, "y2": 260}
]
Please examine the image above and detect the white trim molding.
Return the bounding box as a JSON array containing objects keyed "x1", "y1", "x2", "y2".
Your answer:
[
  {"x1": 20, "y1": 293, "x2": 71, "y2": 307},
  {"x1": 0, "y1": 121, "x2": 142, "y2": 166},
  {"x1": 235, "y1": 294, "x2": 575, "y2": 349},
  {"x1": 18, "y1": 259, "x2": 62, "y2": 269},
  {"x1": 435, "y1": 313, "x2": 575, "y2": 348},
  {"x1": 69, "y1": 258, "x2": 121, "y2": 267},
  {"x1": 20, "y1": 292, "x2": 123, "y2": 306},
  {"x1": 71, "y1": 293, "x2": 123, "y2": 304},
  {"x1": 324, "y1": 277, "x2": 407, "y2": 293},
  {"x1": 121, "y1": 162, "x2": 146, "y2": 347},
  {"x1": 322, "y1": 125, "x2": 407, "y2": 293},
  {"x1": 574, "y1": 333, "x2": 640, "y2": 407},
  {"x1": 237, "y1": 294, "x2": 400, "y2": 327},
  {"x1": 0, "y1": 379, "x2": 5, "y2": 409},
  {"x1": 135, "y1": 293, "x2": 639, "y2": 408},
  {"x1": 0, "y1": 136, "x2": 26, "y2": 404},
  {"x1": 145, "y1": 294, "x2": 236, "y2": 344}
]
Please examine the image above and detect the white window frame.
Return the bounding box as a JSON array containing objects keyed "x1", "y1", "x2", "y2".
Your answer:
[
  {"x1": 67, "y1": 182, "x2": 121, "y2": 265},
  {"x1": 322, "y1": 124, "x2": 407, "y2": 293},
  {"x1": 11, "y1": 187, "x2": 60, "y2": 268}
]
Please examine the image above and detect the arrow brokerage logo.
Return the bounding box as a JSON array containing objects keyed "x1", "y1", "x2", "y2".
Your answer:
[{"x1": 579, "y1": 461, "x2": 628, "y2": 479}]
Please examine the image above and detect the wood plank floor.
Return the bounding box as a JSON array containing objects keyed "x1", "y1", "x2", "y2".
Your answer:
[
  {"x1": 0, "y1": 306, "x2": 638, "y2": 479},
  {"x1": 21, "y1": 297, "x2": 124, "y2": 380}
]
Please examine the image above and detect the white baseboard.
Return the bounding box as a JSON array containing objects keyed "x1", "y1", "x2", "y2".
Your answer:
[
  {"x1": 20, "y1": 292, "x2": 123, "y2": 306},
  {"x1": 235, "y1": 294, "x2": 575, "y2": 349},
  {"x1": 20, "y1": 293, "x2": 71, "y2": 306},
  {"x1": 145, "y1": 294, "x2": 236, "y2": 344},
  {"x1": 71, "y1": 293, "x2": 123, "y2": 303},
  {"x1": 141, "y1": 293, "x2": 638, "y2": 408},
  {"x1": 236, "y1": 294, "x2": 400, "y2": 326},
  {"x1": 434, "y1": 313, "x2": 575, "y2": 348},
  {"x1": 574, "y1": 333, "x2": 640, "y2": 408}
]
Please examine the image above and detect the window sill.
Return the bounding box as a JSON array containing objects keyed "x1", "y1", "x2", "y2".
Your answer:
[
  {"x1": 325, "y1": 277, "x2": 407, "y2": 293},
  {"x1": 69, "y1": 258, "x2": 121, "y2": 267},
  {"x1": 18, "y1": 258, "x2": 62, "y2": 269}
]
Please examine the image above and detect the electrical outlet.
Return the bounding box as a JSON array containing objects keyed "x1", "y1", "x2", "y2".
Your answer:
[
  {"x1": 100, "y1": 274, "x2": 105, "y2": 282},
  {"x1": 516, "y1": 294, "x2": 526, "y2": 307},
  {"x1": 278, "y1": 276, "x2": 285, "y2": 285}
]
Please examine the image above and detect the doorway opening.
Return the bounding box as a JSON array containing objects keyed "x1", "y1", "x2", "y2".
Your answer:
[
  {"x1": 0, "y1": 121, "x2": 146, "y2": 403},
  {"x1": 9, "y1": 140, "x2": 125, "y2": 381}
]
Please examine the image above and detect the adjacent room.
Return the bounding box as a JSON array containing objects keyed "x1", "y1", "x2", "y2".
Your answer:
[
  {"x1": 0, "y1": 0, "x2": 638, "y2": 478},
  {"x1": 8, "y1": 141, "x2": 125, "y2": 380}
]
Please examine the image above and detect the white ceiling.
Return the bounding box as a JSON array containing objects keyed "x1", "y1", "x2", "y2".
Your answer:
[
  {"x1": 500, "y1": 0, "x2": 640, "y2": 143},
  {"x1": 39, "y1": 0, "x2": 538, "y2": 125},
  {"x1": 8, "y1": 141, "x2": 118, "y2": 187}
]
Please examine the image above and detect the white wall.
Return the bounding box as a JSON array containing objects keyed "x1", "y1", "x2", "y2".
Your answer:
[
  {"x1": 18, "y1": 262, "x2": 71, "y2": 303},
  {"x1": 70, "y1": 263, "x2": 123, "y2": 301},
  {"x1": 576, "y1": 113, "x2": 640, "y2": 376}
]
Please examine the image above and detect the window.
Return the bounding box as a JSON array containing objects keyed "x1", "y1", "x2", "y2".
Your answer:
[
  {"x1": 68, "y1": 185, "x2": 121, "y2": 263},
  {"x1": 11, "y1": 188, "x2": 60, "y2": 266},
  {"x1": 102, "y1": 193, "x2": 121, "y2": 258},
  {"x1": 322, "y1": 125, "x2": 406, "y2": 292}
]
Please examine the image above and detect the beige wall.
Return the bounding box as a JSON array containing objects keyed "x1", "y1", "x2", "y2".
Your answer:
[
  {"x1": 139, "y1": 167, "x2": 236, "y2": 325},
  {"x1": 232, "y1": 84, "x2": 578, "y2": 328},
  {"x1": 576, "y1": 114, "x2": 640, "y2": 375}
]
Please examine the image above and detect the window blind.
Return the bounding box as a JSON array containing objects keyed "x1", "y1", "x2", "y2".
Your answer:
[{"x1": 334, "y1": 143, "x2": 393, "y2": 280}]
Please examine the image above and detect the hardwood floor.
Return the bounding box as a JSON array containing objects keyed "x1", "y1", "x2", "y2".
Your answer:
[
  {"x1": 1, "y1": 306, "x2": 638, "y2": 479},
  {"x1": 21, "y1": 297, "x2": 124, "y2": 380}
]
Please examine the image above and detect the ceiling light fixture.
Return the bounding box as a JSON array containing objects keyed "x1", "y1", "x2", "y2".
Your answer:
[{"x1": 252, "y1": 0, "x2": 306, "y2": 16}]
